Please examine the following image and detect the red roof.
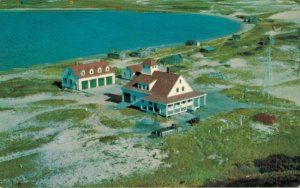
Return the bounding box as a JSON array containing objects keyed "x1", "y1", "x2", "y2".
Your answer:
[
  {"x1": 142, "y1": 58, "x2": 157, "y2": 66},
  {"x1": 123, "y1": 71, "x2": 202, "y2": 104},
  {"x1": 69, "y1": 61, "x2": 114, "y2": 79},
  {"x1": 127, "y1": 64, "x2": 142, "y2": 73}
]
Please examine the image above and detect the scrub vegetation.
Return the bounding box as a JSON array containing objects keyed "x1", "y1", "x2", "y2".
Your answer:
[{"x1": 99, "y1": 108, "x2": 300, "y2": 187}]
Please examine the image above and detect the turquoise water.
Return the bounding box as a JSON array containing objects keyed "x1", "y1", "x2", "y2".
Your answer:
[{"x1": 0, "y1": 10, "x2": 240, "y2": 70}]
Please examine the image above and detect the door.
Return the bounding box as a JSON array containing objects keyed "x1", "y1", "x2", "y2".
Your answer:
[
  {"x1": 81, "y1": 81, "x2": 88, "y2": 90},
  {"x1": 106, "y1": 76, "x2": 113, "y2": 85},
  {"x1": 98, "y1": 78, "x2": 104, "y2": 87},
  {"x1": 90, "y1": 79, "x2": 96, "y2": 88},
  {"x1": 124, "y1": 92, "x2": 131, "y2": 103}
]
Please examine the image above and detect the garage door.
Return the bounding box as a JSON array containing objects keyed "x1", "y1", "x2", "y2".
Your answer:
[
  {"x1": 98, "y1": 78, "x2": 104, "y2": 87},
  {"x1": 82, "y1": 81, "x2": 88, "y2": 90},
  {"x1": 90, "y1": 79, "x2": 97, "y2": 88},
  {"x1": 106, "y1": 76, "x2": 113, "y2": 85}
]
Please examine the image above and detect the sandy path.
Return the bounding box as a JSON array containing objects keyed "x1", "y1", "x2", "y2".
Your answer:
[{"x1": 269, "y1": 84, "x2": 300, "y2": 106}]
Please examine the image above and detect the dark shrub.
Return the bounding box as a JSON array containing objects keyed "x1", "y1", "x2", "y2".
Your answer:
[
  {"x1": 252, "y1": 113, "x2": 277, "y2": 125},
  {"x1": 253, "y1": 154, "x2": 300, "y2": 173}
]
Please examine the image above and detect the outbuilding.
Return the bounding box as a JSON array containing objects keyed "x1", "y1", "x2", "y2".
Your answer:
[
  {"x1": 129, "y1": 48, "x2": 153, "y2": 58},
  {"x1": 107, "y1": 50, "x2": 126, "y2": 60},
  {"x1": 185, "y1": 40, "x2": 200, "y2": 46},
  {"x1": 158, "y1": 54, "x2": 183, "y2": 65},
  {"x1": 200, "y1": 46, "x2": 216, "y2": 53},
  {"x1": 122, "y1": 64, "x2": 142, "y2": 80},
  {"x1": 232, "y1": 34, "x2": 241, "y2": 41},
  {"x1": 244, "y1": 15, "x2": 259, "y2": 24},
  {"x1": 61, "y1": 61, "x2": 115, "y2": 90}
]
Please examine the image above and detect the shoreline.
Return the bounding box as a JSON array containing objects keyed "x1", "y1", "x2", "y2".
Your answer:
[{"x1": 0, "y1": 9, "x2": 253, "y2": 73}]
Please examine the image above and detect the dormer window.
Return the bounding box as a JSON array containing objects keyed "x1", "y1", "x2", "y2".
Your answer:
[
  {"x1": 81, "y1": 70, "x2": 85, "y2": 76},
  {"x1": 98, "y1": 67, "x2": 102, "y2": 73},
  {"x1": 106, "y1": 66, "x2": 110, "y2": 72},
  {"x1": 89, "y1": 69, "x2": 94, "y2": 75}
]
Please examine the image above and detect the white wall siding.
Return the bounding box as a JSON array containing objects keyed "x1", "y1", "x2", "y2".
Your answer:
[
  {"x1": 62, "y1": 66, "x2": 115, "y2": 91},
  {"x1": 168, "y1": 76, "x2": 193, "y2": 97}
]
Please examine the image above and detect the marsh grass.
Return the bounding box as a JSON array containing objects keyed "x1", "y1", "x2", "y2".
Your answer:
[
  {"x1": 100, "y1": 116, "x2": 132, "y2": 129},
  {"x1": 35, "y1": 109, "x2": 91, "y2": 123},
  {"x1": 0, "y1": 78, "x2": 60, "y2": 98},
  {"x1": 0, "y1": 153, "x2": 38, "y2": 185},
  {"x1": 0, "y1": 107, "x2": 14, "y2": 111},
  {"x1": 0, "y1": 131, "x2": 58, "y2": 156},
  {"x1": 221, "y1": 86, "x2": 297, "y2": 107},
  {"x1": 31, "y1": 99, "x2": 77, "y2": 107},
  {"x1": 99, "y1": 135, "x2": 118, "y2": 144},
  {"x1": 99, "y1": 108, "x2": 300, "y2": 186}
]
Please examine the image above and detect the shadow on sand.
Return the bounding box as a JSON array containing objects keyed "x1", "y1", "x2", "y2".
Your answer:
[
  {"x1": 104, "y1": 93, "x2": 122, "y2": 103},
  {"x1": 52, "y1": 81, "x2": 62, "y2": 89}
]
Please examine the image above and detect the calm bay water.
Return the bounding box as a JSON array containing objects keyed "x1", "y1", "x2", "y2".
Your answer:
[{"x1": 0, "y1": 10, "x2": 240, "y2": 70}]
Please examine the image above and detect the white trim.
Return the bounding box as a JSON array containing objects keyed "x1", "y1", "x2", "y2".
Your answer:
[
  {"x1": 81, "y1": 70, "x2": 85, "y2": 76},
  {"x1": 79, "y1": 73, "x2": 115, "y2": 82},
  {"x1": 89, "y1": 69, "x2": 94, "y2": 75}
]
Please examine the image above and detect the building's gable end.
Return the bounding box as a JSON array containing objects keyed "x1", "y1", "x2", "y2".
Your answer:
[
  {"x1": 68, "y1": 67, "x2": 79, "y2": 80},
  {"x1": 61, "y1": 67, "x2": 77, "y2": 80},
  {"x1": 167, "y1": 76, "x2": 193, "y2": 97}
]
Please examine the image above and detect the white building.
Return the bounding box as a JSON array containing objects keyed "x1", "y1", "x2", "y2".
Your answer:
[
  {"x1": 121, "y1": 59, "x2": 206, "y2": 117},
  {"x1": 61, "y1": 61, "x2": 115, "y2": 90}
]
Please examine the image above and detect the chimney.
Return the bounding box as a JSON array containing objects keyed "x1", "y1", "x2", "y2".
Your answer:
[{"x1": 166, "y1": 67, "x2": 171, "y2": 73}]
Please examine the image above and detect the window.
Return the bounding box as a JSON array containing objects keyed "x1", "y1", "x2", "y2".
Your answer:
[
  {"x1": 98, "y1": 67, "x2": 102, "y2": 73},
  {"x1": 141, "y1": 100, "x2": 144, "y2": 103},
  {"x1": 89, "y1": 69, "x2": 94, "y2": 75},
  {"x1": 64, "y1": 78, "x2": 67, "y2": 83},
  {"x1": 106, "y1": 66, "x2": 110, "y2": 71},
  {"x1": 81, "y1": 70, "x2": 85, "y2": 76},
  {"x1": 68, "y1": 71, "x2": 71, "y2": 76},
  {"x1": 69, "y1": 79, "x2": 73, "y2": 85},
  {"x1": 182, "y1": 86, "x2": 185, "y2": 91},
  {"x1": 176, "y1": 88, "x2": 179, "y2": 93},
  {"x1": 179, "y1": 79, "x2": 182, "y2": 84}
]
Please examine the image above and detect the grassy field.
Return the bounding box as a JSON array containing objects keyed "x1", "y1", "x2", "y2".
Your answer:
[{"x1": 98, "y1": 108, "x2": 300, "y2": 186}]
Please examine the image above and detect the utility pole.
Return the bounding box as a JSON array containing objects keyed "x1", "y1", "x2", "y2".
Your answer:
[
  {"x1": 290, "y1": 49, "x2": 300, "y2": 80},
  {"x1": 296, "y1": 61, "x2": 300, "y2": 80},
  {"x1": 262, "y1": 35, "x2": 275, "y2": 96}
]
